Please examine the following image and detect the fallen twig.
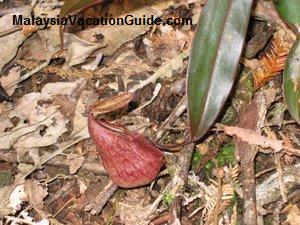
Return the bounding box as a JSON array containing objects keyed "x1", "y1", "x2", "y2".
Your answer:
[
  {"x1": 0, "y1": 26, "x2": 22, "y2": 38},
  {"x1": 169, "y1": 141, "x2": 195, "y2": 224},
  {"x1": 275, "y1": 153, "x2": 288, "y2": 202},
  {"x1": 85, "y1": 180, "x2": 118, "y2": 215},
  {"x1": 232, "y1": 93, "x2": 267, "y2": 225},
  {"x1": 0, "y1": 149, "x2": 106, "y2": 175},
  {"x1": 154, "y1": 95, "x2": 187, "y2": 142},
  {"x1": 256, "y1": 163, "x2": 300, "y2": 207},
  {"x1": 149, "y1": 213, "x2": 172, "y2": 225}
]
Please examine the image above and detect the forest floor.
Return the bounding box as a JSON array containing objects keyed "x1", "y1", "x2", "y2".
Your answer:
[{"x1": 0, "y1": 0, "x2": 299, "y2": 225}]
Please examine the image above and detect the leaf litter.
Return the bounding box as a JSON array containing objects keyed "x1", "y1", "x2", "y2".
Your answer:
[{"x1": 0, "y1": 0, "x2": 299, "y2": 225}]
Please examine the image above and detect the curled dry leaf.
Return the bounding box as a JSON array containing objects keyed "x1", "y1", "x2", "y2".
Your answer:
[
  {"x1": 222, "y1": 125, "x2": 283, "y2": 151},
  {"x1": 89, "y1": 92, "x2": 134, "y2": 116},
  {"x1": 88, "y1": 114, "x2": 164, "y2": 188}
]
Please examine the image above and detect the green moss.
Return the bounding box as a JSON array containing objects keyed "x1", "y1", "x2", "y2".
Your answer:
[
  {"x1": 216, "y1": 144, "x2": 236, "y2": 166},
  {"x1": 192, "y1": 150, "x2": 202, "y2": 167},
  {"x1": 221, "y1": 106, "x2": 239, "y2": 125},
  {"x1": 204, "y1": 144, "x2": 236, "y2": 174},
  {"x1": 167, "y1": 166, "x2": 176, "y2": 177},
  {"x1": 162, "y1": 192, "x2": 174, "y2": 206},
  {"x1": 204, "y1": 160, "x2": 215, "y2": 173},
  {"x1": 0, "y1": 171, "x2": 12, "y2": 188}
]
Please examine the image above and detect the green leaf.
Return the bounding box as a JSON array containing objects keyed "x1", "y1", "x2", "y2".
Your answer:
[
  {"x1": 187, "y1": 0, "x2": 253, "y2": 139},
  {"x1": 274, "y1": 0, "x2": 300, "y2": 31},
  {"x1": 283, "y1": 35, "x2": 300, "y2": 125},
  {"x1": 60, "y1": 0, "x2": 101, "y2": 18}
]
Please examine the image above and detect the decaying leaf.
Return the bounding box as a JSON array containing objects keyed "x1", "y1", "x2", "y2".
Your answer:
[
  {"x1": 115, "y1": 189, "x2": 153, "y2": 225},
  {"x1": 77, "y1": 0, "x2": 173, "y2": 55},
  {"x1": 65, "y1": 40, "x2": 105, "y2": 68},
  {"x1": 66, "y1": 154, "x2": 85, "y2": 175},
  {"x1": 223, "y1": 125, "x2": 283, "y2": 152},
  {"x1": 0, "y1": 80, "x2": 84, "y2": 153},
  {"x1": 89, "y1": 92, "x2": 133, "y2": 115},
  {"x1": 71, "y1": 89, "x2": 96, "y2": 138},
  {"x1": 59, "y1": 0, "x2": 103, "y2": 50},
  {"x1": 0, "y1": 67, "x2": 21, "y2": 96},
  {"x1": 23, "y1": 180, "x2": 48, "y2": 210},
  {"x1": 0, "y1": 13, "x2": 30, "y2": 72},
  {"x1": 285, "y1": 204, "x2": 300, "y2": 225}
]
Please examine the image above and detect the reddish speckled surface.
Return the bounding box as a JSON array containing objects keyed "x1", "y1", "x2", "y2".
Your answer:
[{"x1": 88, "y1": 114, "x2": 164, "y2": 188}]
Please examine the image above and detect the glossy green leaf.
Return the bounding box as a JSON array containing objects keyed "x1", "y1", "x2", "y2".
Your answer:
[
  {"x1": 274, "y1": 0, "x2": 300, "y2": 31},
  {"x1": 284, "y1": 35, "x2": 300, "y2": 125},
  {"x1": 60, "y1": 0, "x2": 101, "y2": 18},
  {"x1": 187, "y1": 0, "x2": 253, "y2": 139}
]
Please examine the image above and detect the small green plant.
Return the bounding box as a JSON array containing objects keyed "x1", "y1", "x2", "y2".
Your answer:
[
  {"x1": 192, "y1": 150, "x2": 202, "y2": 167},
  {"x1": 216, "y1": 144, "x2": 236, "y2": 166},
  {"x1": 204, "y1": 144, "x2": 236, "y2": 174},
  {"x1": 162, "y1": 192, "x2": 174, "y2": 206}
]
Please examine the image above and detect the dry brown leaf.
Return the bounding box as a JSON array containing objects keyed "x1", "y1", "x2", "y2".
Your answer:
[
  {"x1": 223, "y1": 125, "x2": 283, "y2": 151},
  {"x1": 71, "y1": 89, "x2": 96, "y2": 138},
  {"x1": 115, "y1": 189, "x2": 153, "y2": 225},
  {"x1": 34, "y1": 3, "x2": 60, "y2": 50},
  {"x1": 89, "y1": 92, "x2": 134, "y2": 116},
  {"x1": 0, "y1": 67, "x2": 21, "y2": 96},
  {"x1": 22, "y1": 25, "x2": 38, "y2": 37},
  {"x1": 0, "y1": 13, "x2": 29, "y2": 72},
  {"x1": 77, "y1": 0, "x2": 173, "y2": 55},
  {"x1": 0, "y1": 103, "x2": 13, "y2": 133},
  {"x1": 23, "y1": 180, "x2": 48, "y2": 210},
  {"x1": 66, "y1": 154, "x2": 85, "y2": 175},
  {"x1": 64, "y1": 39, "x2": 105, "y2": 68},
  {"x1": 148, "y1": 29, "x2": 193, "y2": 49},
  {"x1": 286, "y1": 205, "x2": 300, "y2": 225},
  {"x1": 0, "y1": 80, "x2": 83, "y2": 151},
  {"x1": 52, "y1": 94, "x2": 77, "y2": 119}
]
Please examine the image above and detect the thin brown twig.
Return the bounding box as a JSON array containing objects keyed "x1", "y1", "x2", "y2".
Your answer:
[
  {"x1": 169, "y1": 140, "x2": 195, "y2": 224},
  {"x1": 84, "y1": 180, "x2": 118, "y2": 215},
  {"x1": 149, "y1": 213, "x2": 172, "y2": 225},
  {"x1": 0, "y1": 149, "x2": 107, "y2": 175},
  {"x1": 0, "y1": 26, "x2": 22, "y2": 38},
  {"x1": 154, "y1": 95, "x2": 187, "y2": 142},
  {"x1": 275, "y1": 153, "x2": 287, "y2": 202},
  {"x1": 255, "y1": 166, "x2": 276, "y2": 178}
]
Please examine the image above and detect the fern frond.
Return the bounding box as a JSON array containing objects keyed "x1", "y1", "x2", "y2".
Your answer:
[{"x1": 253, "y1": 29, "x2": 291, "y2": 89}]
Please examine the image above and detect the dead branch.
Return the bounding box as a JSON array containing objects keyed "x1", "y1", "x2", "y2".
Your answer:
[
  {"x1": 169, "y1": 141, "x2": 195, "y2": 224},
  {"x1": 233, "y1": 93, "x2": 268, "y2": 225},
  {"x1": 256, "y1": 163, "x2": 300, "y2": 207},
  {"x1": 84, "y1": 180, "x2": 118, "y2": 215},
  {"x1": 154, "y1": 95, "x2": 187, "y2": 142},
  {"x1": 0, "y1": 149, "x2": 107, "y2": 175}
]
